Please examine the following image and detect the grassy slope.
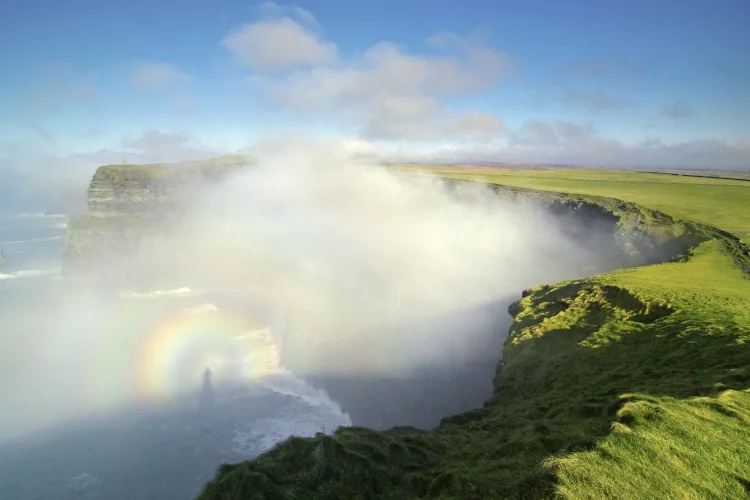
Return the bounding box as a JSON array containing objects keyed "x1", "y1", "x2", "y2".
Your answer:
[{"x1": 198, "y1": 169, "x2": 750, "y2": 500}]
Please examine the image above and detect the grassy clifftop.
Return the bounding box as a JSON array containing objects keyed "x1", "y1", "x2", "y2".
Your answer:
[
  {"x1": 435, "y1": 168, "x2": 750, "y2": 242},
  {"x1": 198, "y1": 169, "x2": 749, "y2": 499},
  {"x1": 92, "y1": 155, "x2": 253, "y2": 183}
]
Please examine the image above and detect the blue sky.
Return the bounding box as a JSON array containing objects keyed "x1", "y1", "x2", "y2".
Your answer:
[{"x1": 1, "y1": 0, "x2": 749, "y2": 178}]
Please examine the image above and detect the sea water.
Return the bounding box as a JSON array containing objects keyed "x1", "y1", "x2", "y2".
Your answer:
[{"x1": 0, "y1": 213, "x2": 350, "y2": 500}]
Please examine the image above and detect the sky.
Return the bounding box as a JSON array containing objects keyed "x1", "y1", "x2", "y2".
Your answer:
[{"x1": 1, "y1": 0, "x2": 749, "y2": 198}]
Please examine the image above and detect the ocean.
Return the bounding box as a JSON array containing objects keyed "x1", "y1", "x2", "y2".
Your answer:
[{"x1": 0, "y1": 213, "x2": 351, "y2": 499}]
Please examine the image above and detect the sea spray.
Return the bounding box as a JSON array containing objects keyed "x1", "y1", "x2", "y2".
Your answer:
[{"x1": 261, "y1": 373, "x2": 352, "y2": 425}]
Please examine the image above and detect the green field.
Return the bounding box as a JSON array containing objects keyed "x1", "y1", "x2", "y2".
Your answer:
[
  {"x1": 436, "y1": 168, "x2": 750, "y2": 241},
  {"x1": 198, "y1": 168, "x2": 750, "y2": 500}
]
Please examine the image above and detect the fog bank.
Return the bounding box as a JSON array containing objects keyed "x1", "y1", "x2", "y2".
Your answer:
[
  {"x1": 1, "y1": 142, "x2": 646, "y2": 442},
  {"x1": 168, "y1": 146, "x2": 608, "y2": 382}
]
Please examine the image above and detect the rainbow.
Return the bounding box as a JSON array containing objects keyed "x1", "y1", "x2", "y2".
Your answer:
[{"x1": 87, "y1": 292, "x2": 282, "y2": 408}]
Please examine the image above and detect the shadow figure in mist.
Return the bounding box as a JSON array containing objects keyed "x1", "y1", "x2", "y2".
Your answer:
[{"x1": 199, "y1": 367, "x2": 214, "y2": 408}]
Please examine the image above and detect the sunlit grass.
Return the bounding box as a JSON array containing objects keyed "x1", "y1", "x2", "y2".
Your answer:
[{"x1": 437, "y1": 168, "x2": 750, "y2": 241}]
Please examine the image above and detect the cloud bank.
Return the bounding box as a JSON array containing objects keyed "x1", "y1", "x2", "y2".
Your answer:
[{"x1": 154, "y1": 142, "x2": 612, "y2": 378}]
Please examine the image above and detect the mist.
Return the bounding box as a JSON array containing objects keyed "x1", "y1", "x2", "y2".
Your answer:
[
  {"x1": 0, "y1": 141, "x2": 631, "y2": 440},
  {"x1": 166, "y1": 147, "x2": 592, "y2": 373},
  {"x1": 114, "y1": 140, "x2": 628, "y2": 427},
  {"x1": 0, "y1": 141, "x2": 649, "y2": 498}
]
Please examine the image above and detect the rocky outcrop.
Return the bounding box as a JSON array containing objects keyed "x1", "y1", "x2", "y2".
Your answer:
[{"x1": 62, "y1": 156, "x2": 252, "y2": 279}]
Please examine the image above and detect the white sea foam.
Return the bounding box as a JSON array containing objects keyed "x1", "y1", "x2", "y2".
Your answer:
[
  {"x1": 2, "y1": 236, "x2": 62, "y2": 244},
  {"x1": 262, "y1": 373, "x2": 350, "y2": 421},
  {"x1": 180, "y1": 300, "x2": 350, "y2": 440},
  {"x1": 229, "y1": 380, "x2": 352, "y2": 457},
  {"x1": 181, "y1": 302, "x2": 220, "y2": 314},
  {"x1": 0, "y1": 268, "x2": 60, "y2": 280},
  {"x1": 15, "y1": 213, "x2": 66, "y2": 218},
  {"x1": 119, "y1": 287, "x2": 195, "y2": 299},
  {"x1": 65, "y1": 473, "x2": 100, "y2": 491}
]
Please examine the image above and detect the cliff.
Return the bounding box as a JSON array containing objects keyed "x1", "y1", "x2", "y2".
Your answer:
[
  {"x1": 62, "y1": 155, "x2": 252, "y2": 279},
  {"x1": 61, "y1": 163, "x2": 749, "y2": 498},
  {"x1": 196, "y1": 179, "x2": 749, "y2": 499},
  {"x1": 444, "y1": 179, "x2": 706, "y2": 267}
]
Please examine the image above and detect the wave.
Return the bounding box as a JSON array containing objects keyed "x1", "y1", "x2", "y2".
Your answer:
[
  {"x1": 14, "y1": 213, "x2": 66, "y2": 218},
  {"x1": 177, "y1": 301, "x2": 349, "y2": 431},
  {"x1": 0, "y1": 268, "x2": 60, "y2": 280},
  {"x1": 262, "y1": 373, "x2": 351, "y2": 421},
  {"x1": 65, "y1": 473, "x2": 100, "y2": 491},
  {"x1": 119, "y1": 287, "x2": 196, "y2": 299},
  {"x1": 230, "y1": 375, "x2": 352, "y2": 457},
  {"x1": 181, "y1": 302, "x2": 220, "y2": 314},
  {"x1": 118, "y1": 287, "x2": 251, "y2": 300},
  {"x1": 2, "y1": 236, "x2": 62, "y2": 244}
]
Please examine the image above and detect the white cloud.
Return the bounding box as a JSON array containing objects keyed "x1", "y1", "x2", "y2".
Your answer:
[
  {"x1": 358, "y1": 97, "x2": 505, "y2": 142},
  {"x1": 223, "y1": 16, "x2": 337, "y2": 70},
  {"x1": 224, "y1": 10, "x2": 510, "y2": 142},
  {"x1": 337, "y1": 126, "x2": 750, "y2": 169},
  {"x1": 132, "y1": 62, "x2": 190, "y2": 90},
  {"x1": 258, "y1": 2, "x2": 320, "y2": 28},
  {"x1": 267, "y1": 38, "x2": 510, "y2": 111}
]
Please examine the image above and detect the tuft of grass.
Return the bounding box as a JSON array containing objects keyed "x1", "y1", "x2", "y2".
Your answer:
[{"x1": 548, "y1": 390, "x2": 750, "y2": 499}]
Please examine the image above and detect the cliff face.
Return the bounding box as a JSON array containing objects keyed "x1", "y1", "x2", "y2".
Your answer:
[
  {"x1": 443, "y1": 178, "x2": 705, "y2": 268},
  {"x1": 62, "y1": 156, "x2": 251, "y2": 280}
]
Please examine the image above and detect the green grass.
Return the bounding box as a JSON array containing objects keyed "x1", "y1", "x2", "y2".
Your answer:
[
  {"x1": 436, "y1": 168, "x2": 750, "y2": 241},
  {"x1": 94, "y1": 154, "x2": 253, "y2": 182},
  {"x1": 548, "y1": 390, "x2": 750, "y2": 499},
  {"x1": 198, "y1": 168, "x2": 750, "y2": 500}
]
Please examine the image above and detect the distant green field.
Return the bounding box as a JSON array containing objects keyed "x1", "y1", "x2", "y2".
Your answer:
[
  {"x1": 437, "y1": 168, "x2": 750, "y2": 241},
  {"x1": 199, "y1": 167, "x2": 750, "y2": 500}
]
